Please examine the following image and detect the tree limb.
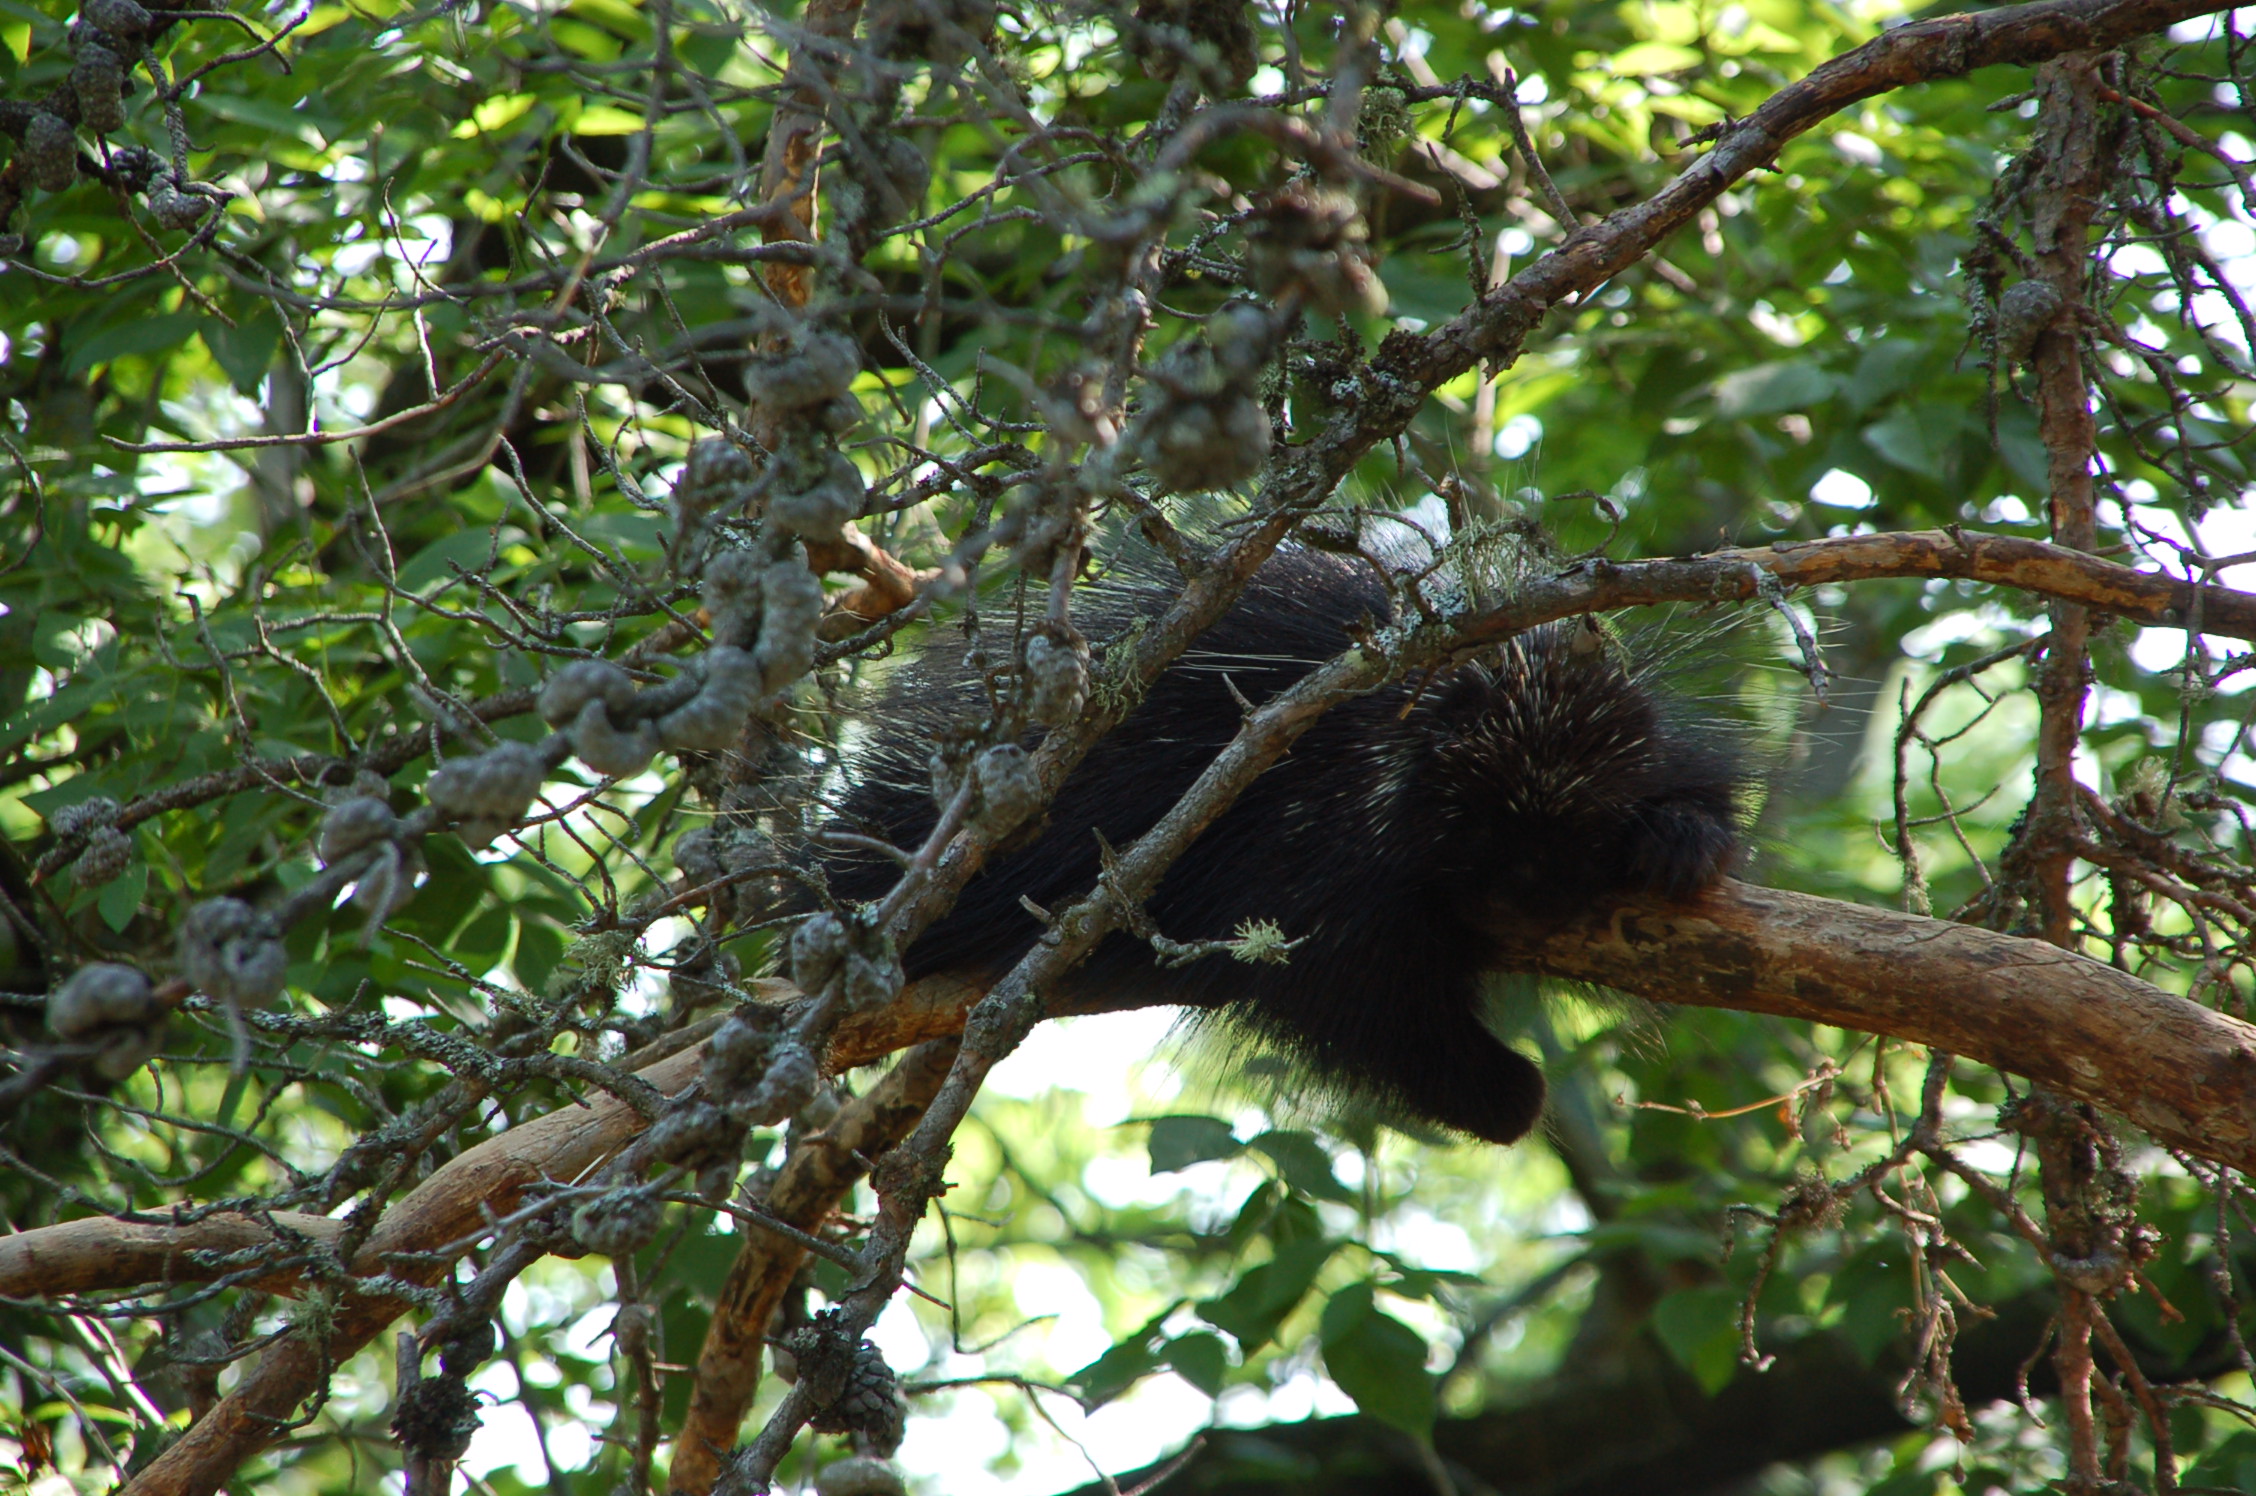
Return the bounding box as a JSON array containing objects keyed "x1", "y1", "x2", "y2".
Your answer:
[
  {"x1": 0, "y1": 1211, "x2": 346, "y2": 1302},
  {"x1": 1269, "y1": 0, "x2": 2243, "y2": 522},
  {"x1": 30, "y1": 873, "x2": 2256, "y2": 1493},
  {"x1": 1452, "y1": 529, "x2": 2256, "y2": 647},
  {"x1": 116, "y1": 1042, "x2": 711, "y2": 1496},
  {"x1": 1486, "y1": 879, "x2": 2256, "y2": 1173},
  {"x1": 666, "y1": 1038, "x2": 957, "y2": 1495},
  {"x1": 825, "y1": 882, "x2": 2256, "y2": 1179}
]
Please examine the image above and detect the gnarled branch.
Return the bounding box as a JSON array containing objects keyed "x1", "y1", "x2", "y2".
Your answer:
[
  {"x1": 1487, "y1": 879, "x2": 2256, "y2": 1173},
  {"x1": 14, "y1": 877, "x2": 2252, "y2": 1493}
]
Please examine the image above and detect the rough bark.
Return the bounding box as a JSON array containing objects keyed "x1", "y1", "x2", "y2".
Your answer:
[
  {"x1": 1486, "y1": 879, "x2": 2256, "y2": 1173},
  {"x1": 0, "y1": 1210, "x2": 346, "y2": 1301},
  {"x1": 667, "y1": 1039, "x2": 957, "y2": 1495},
  {"x1": 2010, "y1": 55, "x2": 2121, "y2": 1486},
  {"x1": 116, "y1": 1041, "x2": 708, "y2": 1496}
]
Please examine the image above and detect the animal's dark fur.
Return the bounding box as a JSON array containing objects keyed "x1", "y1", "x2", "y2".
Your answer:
[{"x1": 824, "y1": 549, "x2": 1743, "y2": 1145}]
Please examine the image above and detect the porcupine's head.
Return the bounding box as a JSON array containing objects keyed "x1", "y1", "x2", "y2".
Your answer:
[{"x1": 1419, "y1": 616, "x2": 1746, "y2": 924}]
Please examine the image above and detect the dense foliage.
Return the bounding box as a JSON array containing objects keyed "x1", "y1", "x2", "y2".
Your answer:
[{"x1": 3, "y1": 0, "x2": 2256, "y2": 1492}]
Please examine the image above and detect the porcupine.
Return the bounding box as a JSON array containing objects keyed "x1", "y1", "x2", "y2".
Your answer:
[{"x1": 820, "y1": 546, "x2": 1745, "y2": 1145}]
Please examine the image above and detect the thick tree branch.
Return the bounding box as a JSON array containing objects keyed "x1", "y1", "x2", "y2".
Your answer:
[
  {"x1": 667, "y1": 1039, "x2": 956, "y2": 1495},
  {"x1": 1486, "y1": 880, "x2": 2256, "y2": 1173},
  {"x1": 26, "y1": 874, "x2": 2256, "y2": 1496},
  {"x1": 39, "y1": 878, "x2": 2256, "y2": 1301},
  {"x1": 0, "y1": 1211, "x2": 346, "y2": 1301},
  {"x1": 116, "y1": 1041, "x2": 708, "y2": 1496},
  {"x1": 827, "y1": 881, "x2": 2256, "y2": 1180}
]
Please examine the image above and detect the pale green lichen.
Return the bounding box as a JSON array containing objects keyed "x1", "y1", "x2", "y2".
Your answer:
[{"x1": 1227, "y1": 918, "x2": 1296, "y2": 966}]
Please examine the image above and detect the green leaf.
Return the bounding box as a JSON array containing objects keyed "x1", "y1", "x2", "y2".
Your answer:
[
  {"x1": 1318, "y1": 1283, "x2": 1436, "y2": 1436},
  {"x1": 512, "y1": 920, "x2": 569, "y2": 999},
  {"x1": 1068, "y1": 1305, "x2": 1179, "y2": 1405},
  {"x1": 1862, "y1": 407, "x2": 1965, "y2": 479},
  {"x1": 1146, "y1": 1114, "x2": 1241, "y2": 1174},
  {"x1": 573, "y1": 509, "x2": 662, "y2": 560},
  {"x1": 1712, "y1": 359, "x2": 1836, "y2": 418},
  {"x1": 1069, "y1": 1335, "x2": 1164, "y2": 1404},
  {"x1": 64, "y1": 310, "x2": 201, "y2": 377},
  {"x1": 1830, "y1": 1249, "x2": 1913, "y2": 1363},
  {"x1": 563, "y1": 0, "x2": 650, "y2": 43},
  {"x1": 398, "y1": 530, "x2": 503, "y2": 594},
  {"x1": 1843, "y1": 339, "x2": 1931, "y2": 413},
  {"x1": 0, "y1": 678, "x2": 104, "y2": 758},
  {"x1": 1198, "y1": 1237, "x2": 1333, "y2": 1351},
  {"x1": 97, "y1": 856, "x2": 148, "y2": 933},
  {"x1": 1581, "y1": 1220, "x2": 1724, "y2": 1263},
  {"x1": 453, "y1": 903, "x2": 513, "y2": 971},
  {"x1": 30, "y1": 614, "x2": 100, "y2": 670},
  {"x1": 1163, "y1": 1331, "x2": 1230, "y2": 1396},
  {"x1": 567, "y1": 103, "x2": 648, "y2": 135},
  {"x1": 2180, "y1": 1427, "x2": 2256, "y2": 1495},
  {"x1": 674, "y1": 22, "x2": 737, "y2": 74},
  {"x1": 1996, "y1": 406, "x2": 2051, "y2": 493},
  {"x1": 201, "y1": 309, "x2": 284, "y2": 397},
  {"x1": 192, "y1": 91, "x2": 333, "y2": 143},
  {"x1": 1248, "y1": 1130, "x2": 1353, "y2": 1202},
  {"x1": 1649, "y1": 1285, "x2": 1744, "y2": 1395},
  {"x1": 34, "y1": 1399, "x2": 139, "y2": 1425},
  {"x1": 1611, "y1": 41, "x2": 1704, "y2": 74},
  {"x1": 551, "y1": 17, "x2": 623, "y2": 59},
  {"x1": 1224, "y1": 1179, "x2": 1282, "y2": 1251}
]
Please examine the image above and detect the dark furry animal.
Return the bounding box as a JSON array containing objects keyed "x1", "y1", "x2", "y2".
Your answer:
[{"x1": 825, "y1": 549, "x2": 1743, "y2": 1145}]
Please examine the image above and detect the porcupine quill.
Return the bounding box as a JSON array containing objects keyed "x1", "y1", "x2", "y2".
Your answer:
[{"x1": 820, "y1": 547, "x2": 1746, "y2": 1145}]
